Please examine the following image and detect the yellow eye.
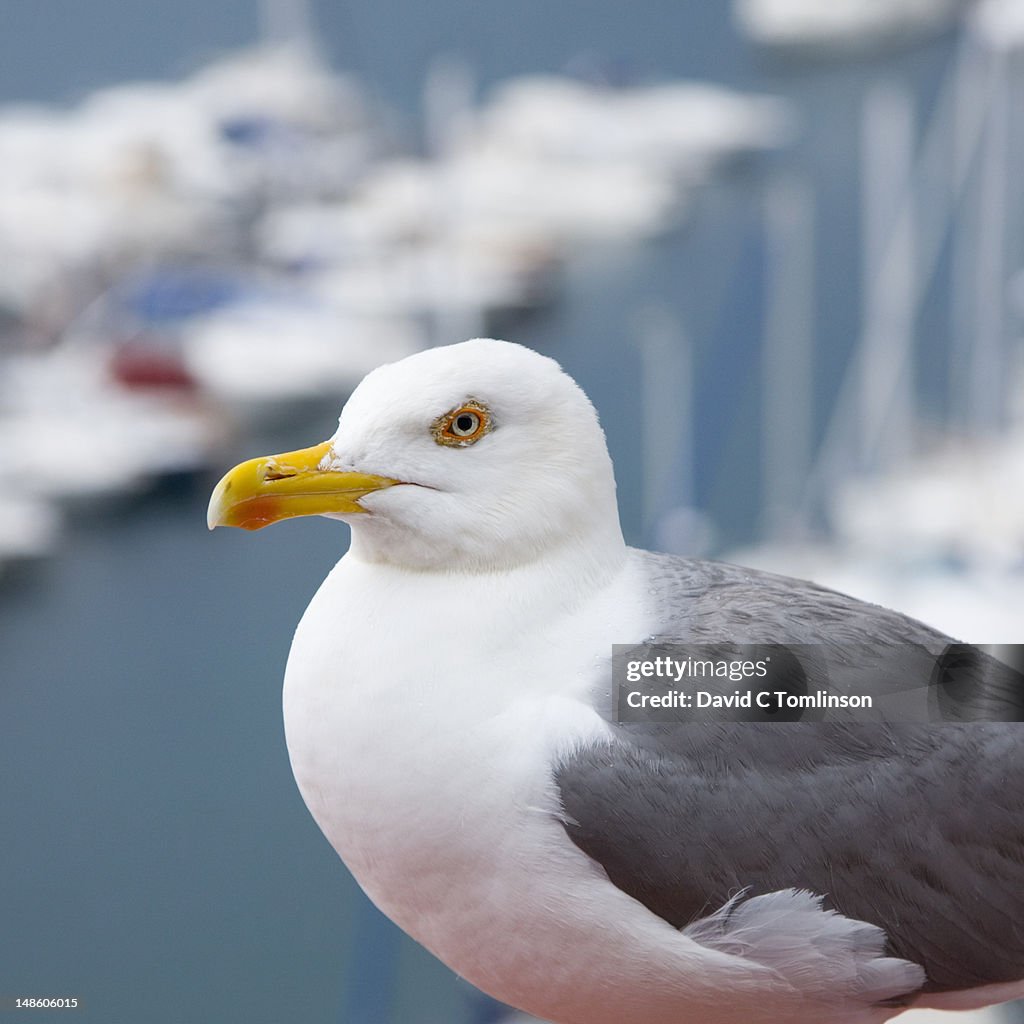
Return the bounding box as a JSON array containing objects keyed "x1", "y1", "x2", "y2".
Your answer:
[{"x1": 433, "y1": 401, "x2": 492, "y2": 447}]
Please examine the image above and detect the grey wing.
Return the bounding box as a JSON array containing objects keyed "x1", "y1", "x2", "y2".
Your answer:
[
  {"x1": 629, "y1": 550, "x2": 1024, "y2": 722},
  {"x1": 555, "y1": 551, "x2": 1024, "y2": 995}
]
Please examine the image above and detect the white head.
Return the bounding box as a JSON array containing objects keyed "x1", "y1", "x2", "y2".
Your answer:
[{"x1": 209, "y1": 339, "x2": 626, "y2": 577}]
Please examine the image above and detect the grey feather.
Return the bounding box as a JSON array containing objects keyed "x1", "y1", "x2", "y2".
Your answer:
[
  {"x1": 682, "y1": 889, "x2": 925, "y2": 1003},
  {"x1": 555, "y1": 550, "x2": 1024, "y2": 997}
]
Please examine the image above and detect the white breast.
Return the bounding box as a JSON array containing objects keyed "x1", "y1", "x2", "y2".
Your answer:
[{"x1": 280, "y1": 551, "x2": 907, "y2": 1024}]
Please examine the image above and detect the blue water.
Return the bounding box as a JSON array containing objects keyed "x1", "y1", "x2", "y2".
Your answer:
[{"x1": 0, "y1": 4, "x2": 967, "y2": 1022}]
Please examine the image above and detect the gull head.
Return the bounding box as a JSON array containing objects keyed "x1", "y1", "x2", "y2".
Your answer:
[{"x1": 208, "y1": 339, "x2": 625, "y2": 573}]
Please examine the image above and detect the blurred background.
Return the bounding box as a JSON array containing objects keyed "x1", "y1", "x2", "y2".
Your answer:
[{"x1": 1, "y1": 1, "x2": 1022, "y2": 1021}]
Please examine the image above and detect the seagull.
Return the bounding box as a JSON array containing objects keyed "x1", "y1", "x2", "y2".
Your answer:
[{"x1": 208, "y1": 338, "x2": 1024, "y2": 1024}]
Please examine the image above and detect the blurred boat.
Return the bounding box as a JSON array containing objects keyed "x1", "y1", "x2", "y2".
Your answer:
[
  {"x1": 833, "y1": 435, "x2": 1024, "y2": 574},
  {"x1": 433, "y1": 75, "x2": 791, "y2": 253},
  {"x1": 62, "y1": 264, "x2": 427, "y2": 418},
  {"x1": 440, "y1": 148, "x2": 683, "y2": 248},
  {"x1": 733, "y1": 0, "x2": 968, "y2": 54},
  {"x1": 467, "y1": 75, "x2": 793, "y2": 183},
  {"x1": 0, "y1": 344, "x2": 225, "y2": 507},
  {"x1": 258, "y1": 160, "x2": 567, "y2": 338},
  {"x1": 729, "y1": 537, "x2": 1024, "y2": 644},
  {"x1": 179, "y1": 300, "x2": 423, "y2": 415},
  {"x1": 307, "y1": 236, "x2": 558, "y2": 322},
  {"x1": 729, "y1": 429, "x2": 1024, "y2": 644},
  {"x1": 260, "y1": 182, "x2": 562, "y2": 321}
]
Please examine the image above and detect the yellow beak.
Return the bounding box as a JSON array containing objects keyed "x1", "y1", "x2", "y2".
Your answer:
[{"x1": 207, "y1": 441, "x2": 400, "y2": 531}]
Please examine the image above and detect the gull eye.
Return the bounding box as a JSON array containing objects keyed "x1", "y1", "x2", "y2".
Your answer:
[
  {"x1": 452, "y1": 411, "x2": 480, "y2": 436},
  {"x1": 432, "y1": 400, "x2": 493, "y2": 448}
]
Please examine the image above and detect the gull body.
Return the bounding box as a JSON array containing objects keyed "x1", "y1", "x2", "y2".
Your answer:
[{"x1": 209, "y1": 339, "x2": 1024, "y2": 1024}]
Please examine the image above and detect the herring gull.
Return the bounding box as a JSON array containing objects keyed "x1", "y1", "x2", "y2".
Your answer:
[{"x1": 208, "y1": 338, "x2": 1024, "y2": 1024}]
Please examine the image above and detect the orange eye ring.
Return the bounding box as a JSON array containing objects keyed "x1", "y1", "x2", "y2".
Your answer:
[{"x1": 432, "y1": 400, "x2": 493, "y2": 447}]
